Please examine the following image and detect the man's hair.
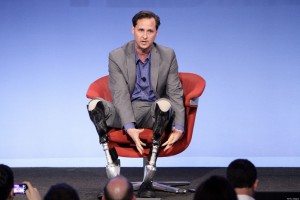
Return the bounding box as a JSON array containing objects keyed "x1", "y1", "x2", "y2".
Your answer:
[
  {"x1": 44, "y1": 183, "x2": 80, "y2": 200},
  {"x1": 193, "y1": 175, "x2": 237, "y2": 200},
  {"x1": 103, "y1": 175, "x2": 134, "y2": 200},
  {"x1": 0, "y1": 164, "x2": 14, "y2": 200},
  {"x1": 132, "y1": 10, "x2": 161, "y2": 30},
  {"x1": 226, "y1": 159, "x2": 257, "y2": 188}
]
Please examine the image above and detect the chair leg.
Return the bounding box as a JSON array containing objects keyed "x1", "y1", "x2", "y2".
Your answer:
[
  {"x1": 132, "y1": 158, "x2": 191, "y2": 194},
  {"x1": 153, "y1": 182, "x2": 188, "y2": 193},
  {"x1": 132, "y1": 181, "x2": 190, "y2": 194}
]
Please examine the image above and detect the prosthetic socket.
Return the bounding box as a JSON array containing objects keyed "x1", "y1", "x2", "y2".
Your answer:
[
  {"x1": 87, "y1": 100, "x2": 120, "y2": 179},
  {"x1": 143, "y1": 101, "x2": 172, "y2": 183}
]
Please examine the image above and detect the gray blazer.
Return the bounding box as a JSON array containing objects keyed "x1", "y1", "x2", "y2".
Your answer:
[{"x1": 108, "y1": 40, "x2": 185, "y2": 129}]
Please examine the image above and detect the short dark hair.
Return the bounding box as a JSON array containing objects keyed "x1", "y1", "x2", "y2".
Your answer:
[
  {"x1": 103, "y1": 175, "x2": 134, "y2": 200},
  {"x1": 44, "y1": 183, "x2": 80, "y2": 200},
  {"x1": 132, "y1": 10, "x2": 161, "y2": 30},
  {"x1": 226, "y1": 159, "x2": 257, "y2": 188},
  {"x1": 194, "y1": 175, "x2": 237, "y2": 200},
  {"x1": 0, "y1": 164, "x2": 14, "y2": 200}
]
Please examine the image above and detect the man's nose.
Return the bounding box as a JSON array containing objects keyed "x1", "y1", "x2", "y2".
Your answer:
[{"x1": 142, "y1": 32, "x2": 148, "y2": 39}]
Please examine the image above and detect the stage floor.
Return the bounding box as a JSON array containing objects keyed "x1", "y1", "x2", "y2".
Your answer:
[{"x1": 12, "y1": 167, "x2": 300, "y2": 200}]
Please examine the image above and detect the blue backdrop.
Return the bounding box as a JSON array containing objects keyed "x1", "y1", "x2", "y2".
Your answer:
[{"x1": 1, "y1": 0, "x2": 300, "y2": 167}]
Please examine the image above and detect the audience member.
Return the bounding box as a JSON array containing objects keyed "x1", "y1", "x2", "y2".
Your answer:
[
  {"x1": 0, "y1": 164, "x2": 14, "y2": 200},
  {"x1": 24, "y1": 181, "x2": 42, "y2": 200},
  {"x1": 0, "y1": 164, "x2": 41, "y2": 200},
  {"x1": 102, "y1": 175, "x2": 136, "y2": 200},
  {"x1": 193, "y1": 175, "x2": 237, "y2": 200},
  {"x1": 44, "y1": 183, "x2": 80, "y2": 200},
  {"x1": 226, "y1": 159, "x2": 258, "y2": 200}
]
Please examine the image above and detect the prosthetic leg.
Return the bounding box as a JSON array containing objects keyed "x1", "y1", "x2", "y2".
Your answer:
[
  {"x1": 87, "y1": 99, "x2": 120, "y2": 179},
  {"x1": 138, "y1": 100, "x2": 172, "y2": 198}
]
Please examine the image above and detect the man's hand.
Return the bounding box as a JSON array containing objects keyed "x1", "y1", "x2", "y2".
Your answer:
[
  {"x1": 162, "y1": 127, "x2": 183, "y2": 151},
  {"x1": 127, "y1": 128, "x2": 146, "y2": 155},
  {"x1": 23, "y1": 181, "x2": 41, "y2": 200}
]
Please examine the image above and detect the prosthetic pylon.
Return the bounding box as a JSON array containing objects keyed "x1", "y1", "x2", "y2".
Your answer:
[{"x1": 138, "y1": 101, "x2": 172, "y2": 197}]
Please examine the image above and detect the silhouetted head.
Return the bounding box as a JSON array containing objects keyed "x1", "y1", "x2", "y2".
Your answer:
[
  {"x1": 194, "y1": 175, "x2": 237, "y2": 200},
  {"x1": 103, "y1": 175, "x2": 135, "y2": 200},
  {"x1": 0, "y1": 164, "x2": 14, "y2": 200},
  {"x1": 44, "y1": 183, "x2": 80, "y2": 200}
]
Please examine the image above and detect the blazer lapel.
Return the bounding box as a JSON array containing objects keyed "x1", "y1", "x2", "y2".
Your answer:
[
  {"x1": 151, "y1": 44, "x2": 160, "y2": 93},
  {"x1": 126, "y1": 42, "x2": 136, "y2": 94}
]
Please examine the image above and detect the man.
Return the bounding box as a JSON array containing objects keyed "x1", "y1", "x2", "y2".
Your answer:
[
  {"x1": 193, "y1": 175, "x2": 237, "y2": 200},
  {"x1": 44, "y1": 183, "x2": 80, "y2": 200},
  {"x1": 0, "y1": 164, "x2": 41, "y2": 200},
  {"x1": 102, "y1": 175, "x2": 136, "y2": 200},
  {"x1": 87, "y1": 10, "x2": 185, "y2": 198},
  {"x1": 226, "y1": 159, "x2": 259, "y2": 200},
  {"x1": 0, "y1": 164, "x2": 14, "y2": 200}
]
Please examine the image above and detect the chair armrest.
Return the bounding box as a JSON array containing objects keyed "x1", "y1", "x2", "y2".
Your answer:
[
  {"x1": 179, "y1": 72, "x2": 206, "y2": 107},
  {"x1": 86, "y1": 75, "x2": 112, "y2": 101}
]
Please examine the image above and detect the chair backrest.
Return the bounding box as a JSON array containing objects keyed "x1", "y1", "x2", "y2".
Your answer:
[{"x1": 86, "y1": 72, "x2": 206, "y2": 157}]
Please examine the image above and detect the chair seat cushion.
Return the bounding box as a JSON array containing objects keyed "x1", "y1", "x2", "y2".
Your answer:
[{"x1": 108, "y1": 129, "x2": 168, "y2": 144}]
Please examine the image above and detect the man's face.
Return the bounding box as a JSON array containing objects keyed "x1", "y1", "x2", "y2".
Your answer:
[{"x1": 132, "y1": 17, "x2": 158, "y2": 53}]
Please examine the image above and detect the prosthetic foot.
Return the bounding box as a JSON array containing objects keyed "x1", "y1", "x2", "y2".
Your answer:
[
  {"x1": 138, "y1": 100, "x2": 171, "y2": 198},
  {"x1": 87, "y1": 100, "x2": 120, "y2": 179}
]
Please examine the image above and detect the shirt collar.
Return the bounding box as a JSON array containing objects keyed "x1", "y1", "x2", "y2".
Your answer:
[{"x1": 135, "y1": 51, "x2": 152, "y2": 64}]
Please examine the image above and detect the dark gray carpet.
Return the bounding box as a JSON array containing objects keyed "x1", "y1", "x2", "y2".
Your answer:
[{"x1": 11, "y1": 167, "x2": 300, "y2": 200}]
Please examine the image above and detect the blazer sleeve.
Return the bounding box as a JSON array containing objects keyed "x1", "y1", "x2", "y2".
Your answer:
[{"x1": 165, "y1": 50, "x2": 185, "y2": 129}]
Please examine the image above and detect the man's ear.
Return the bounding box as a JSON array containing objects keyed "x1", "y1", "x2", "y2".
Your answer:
[
  {"x1": 253, "y1": 179, "x2": 259, "y2": 191},
  {"x1": 131, "y1": 26, "x2": 134, "y2": 35},
  {"x1": 9, "y1": 188, "x2": 14, "y2": 200}
]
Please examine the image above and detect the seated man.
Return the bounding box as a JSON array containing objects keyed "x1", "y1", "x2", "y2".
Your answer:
[
  {"x1": 226, "y1": 159, "x2": 259, "y2": 200},
  {"x1": 87, "y1": 10, "x2": 185, "y2": 198}
]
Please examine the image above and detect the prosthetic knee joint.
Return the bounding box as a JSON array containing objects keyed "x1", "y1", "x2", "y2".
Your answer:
[
  {"x1": 143, "y1": 100, "x2": 172, "y2": 182},
  {"x1": 87, "y1": 99, "x2": 120, "y2": 179}
]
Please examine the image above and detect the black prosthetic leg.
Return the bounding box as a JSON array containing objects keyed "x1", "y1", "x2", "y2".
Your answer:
[
  {"x1": 88, "y1": 101, "x2": 108, "y2": 144},
  {"x1": 152, "y1": 104, "x2": 172, "y2": 146},
  {"x1": 138, "y1": 103, "x2": 171, "y2": 198},
  {"x1": 87, "y1": 100, "x2": 120, "y2": 178}
]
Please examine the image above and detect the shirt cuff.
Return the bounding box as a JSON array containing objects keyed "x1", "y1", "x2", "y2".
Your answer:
[
  {"x1": 174, "y1": 125, "x2": 184, "y2": 132},
  {"x1": 124, "y1": 122, "x2": 135, "y2": 131}
]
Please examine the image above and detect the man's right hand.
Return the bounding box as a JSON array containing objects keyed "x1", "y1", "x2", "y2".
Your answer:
[
  {"x1": 126, "y1": 128, "x2": 146, "y2": 155},
  {"x1": 23, "y1": 181, "x2": 41, "y2": 200}
]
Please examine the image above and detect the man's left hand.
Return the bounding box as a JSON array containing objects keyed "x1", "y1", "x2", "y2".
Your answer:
[{"x1": 162, "y1": 127, "x2": 183, "y2": 151}]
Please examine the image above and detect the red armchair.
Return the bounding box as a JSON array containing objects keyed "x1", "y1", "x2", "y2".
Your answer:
[{"x1": 86, "y1": 72, "x2": 206, "y2": 193}]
